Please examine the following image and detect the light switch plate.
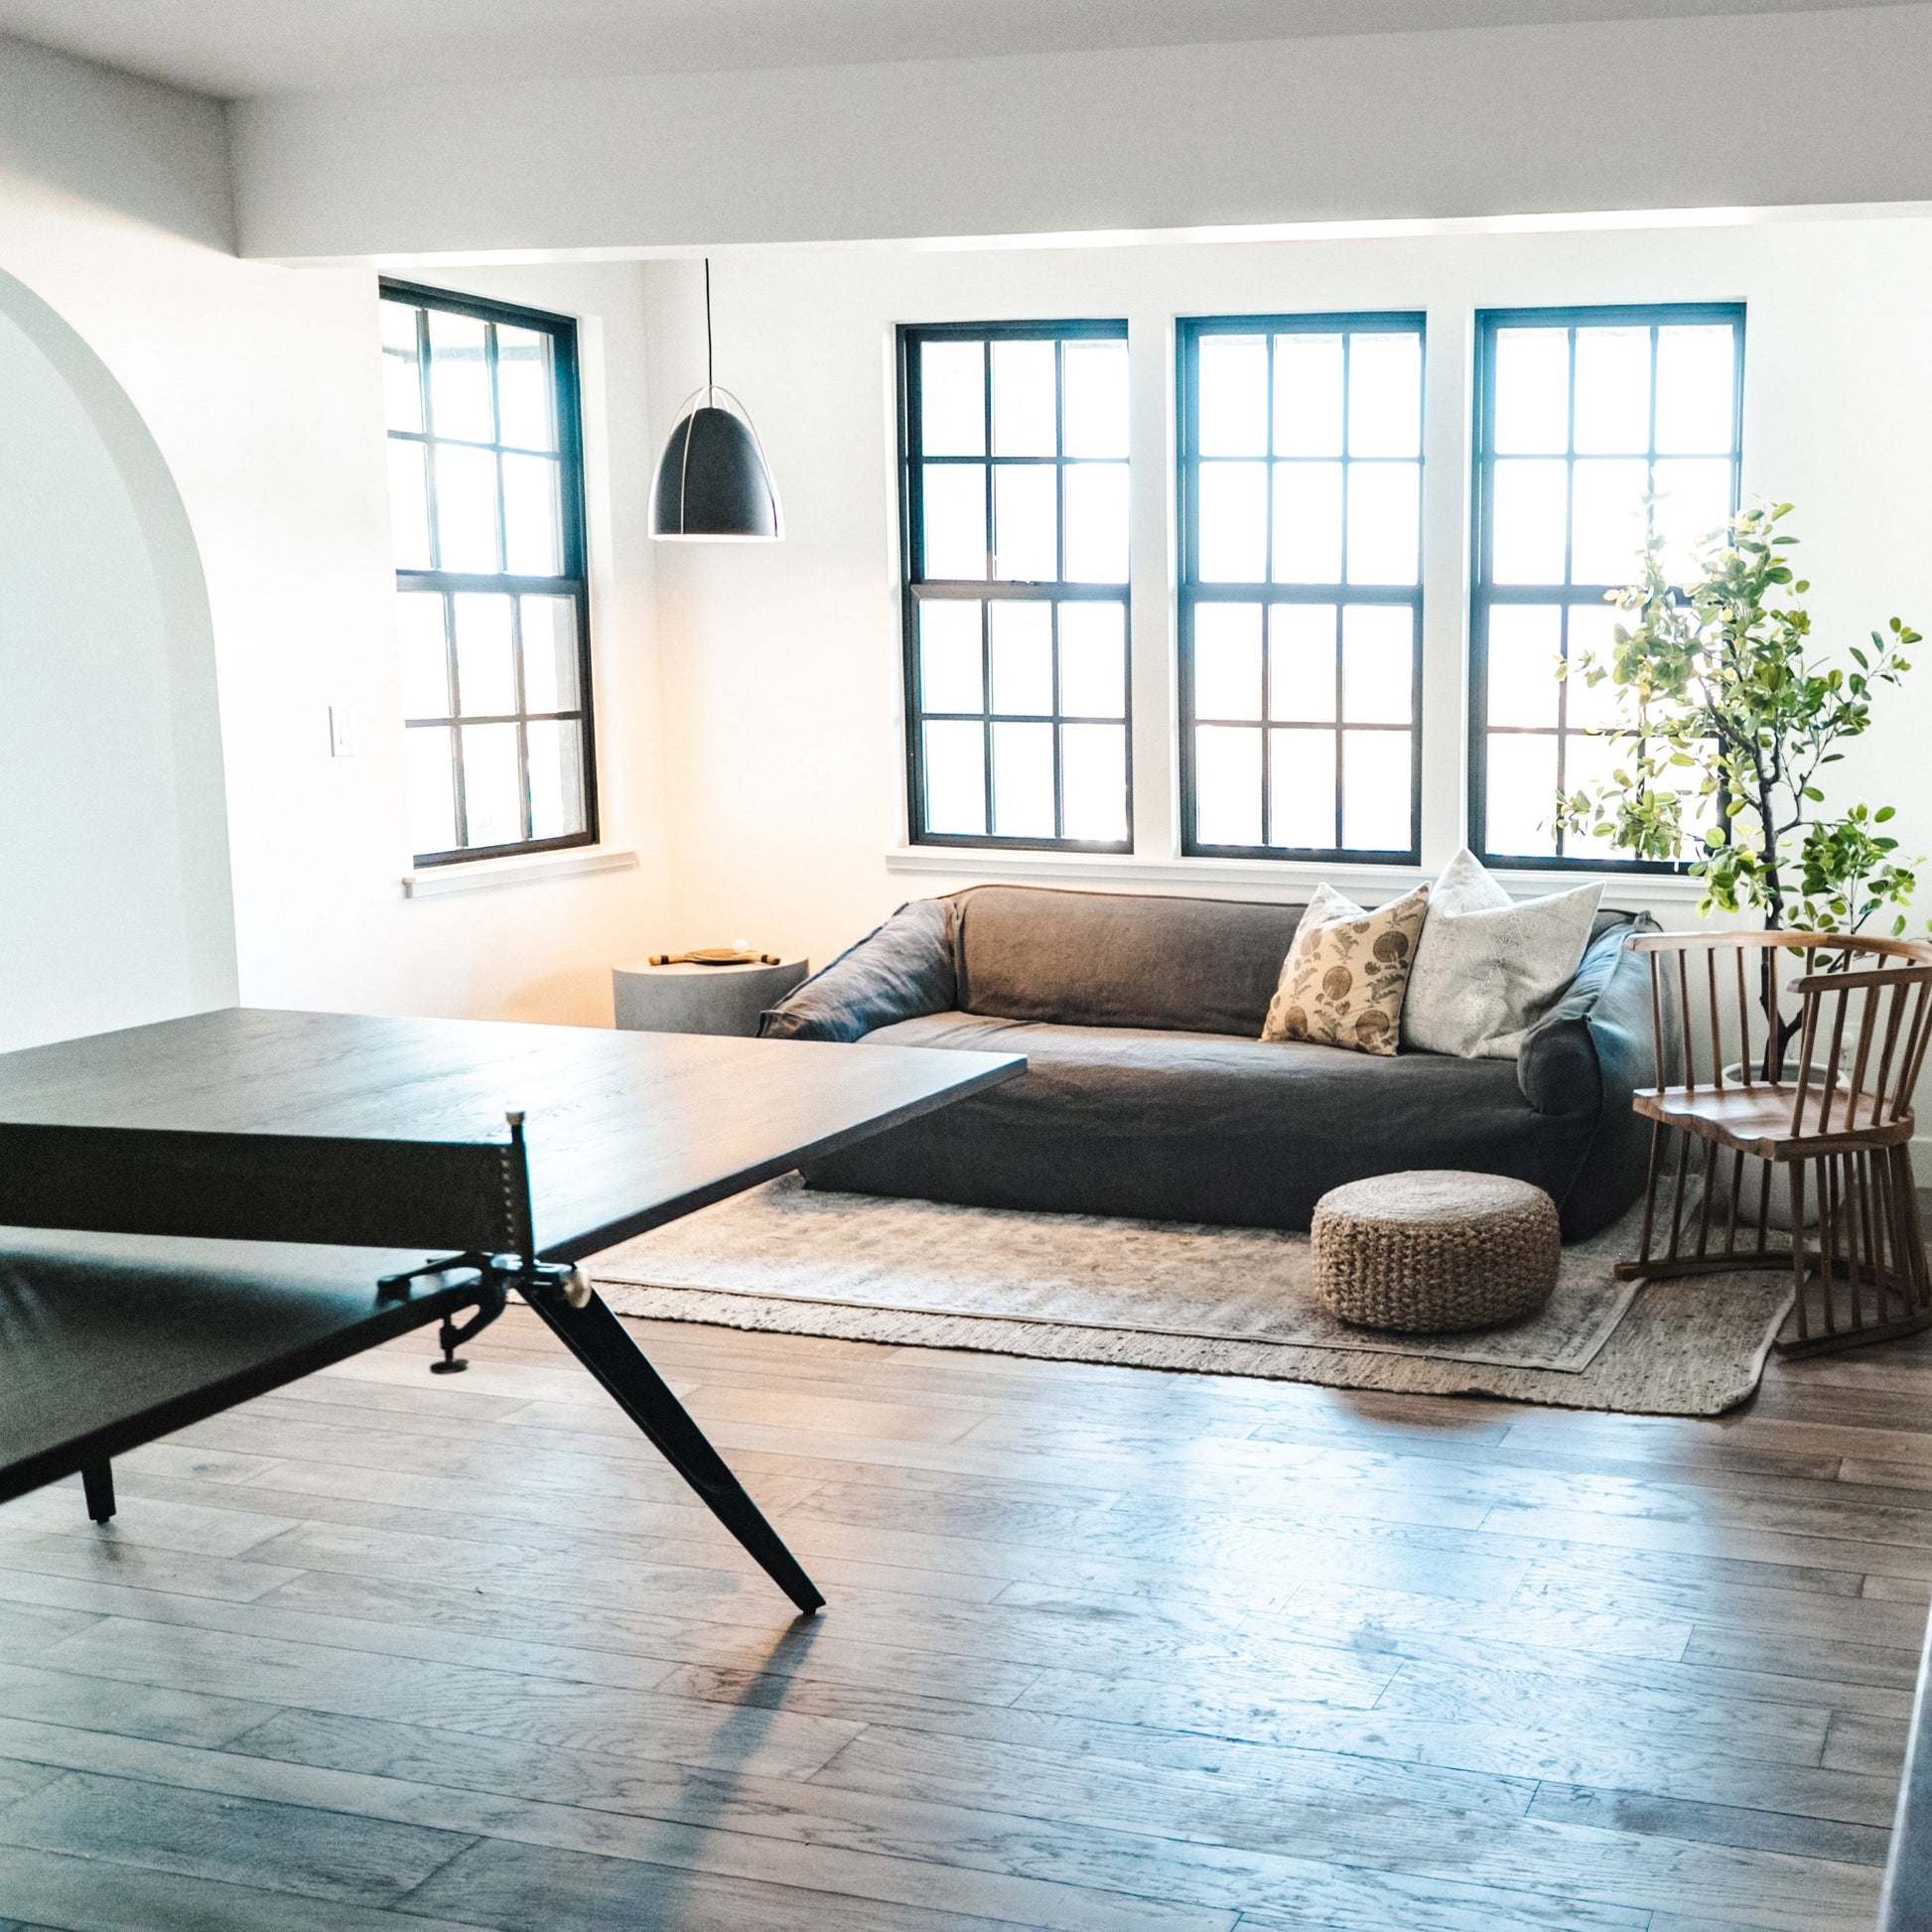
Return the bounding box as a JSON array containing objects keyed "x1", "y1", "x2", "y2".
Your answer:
[{"x1": 329, "y1": 704, "x2": 361, "y2": 758}]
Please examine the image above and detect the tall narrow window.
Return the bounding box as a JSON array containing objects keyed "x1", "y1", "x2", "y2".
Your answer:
[
  {"x1": 1178, "y1": 314, "x2": 1424, "y2": 862},
  {"x1": 381, "y1": 280, "x2": 597, "y2": 865},
  {"x1": 898, "y1": 323, "x2": 1131, "y2": 850},
  {"x1": 1471, "y1": 303, "x2": 1743, "y2": 867}
]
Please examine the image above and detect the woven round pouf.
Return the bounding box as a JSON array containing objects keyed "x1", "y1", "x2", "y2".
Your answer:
[{"x1": 1311, "y1": 1170, "x2": 1561, "y2": 1333}]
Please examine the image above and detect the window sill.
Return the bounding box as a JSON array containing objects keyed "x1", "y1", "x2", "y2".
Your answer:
[
  {"x1": 402, "y1": 846, "x2": 638, "y2": 899},
  {"x1": 884, "y1": 844, "x2": 1713, "y2": 908}
]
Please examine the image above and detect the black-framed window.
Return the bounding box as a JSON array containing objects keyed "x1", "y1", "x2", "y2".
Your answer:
[
  {"x1": 1177, "y1": 315, "x2": 1426, "y2": 862},
  {"x1": 897, "y1": 322, "x2": 1131, "y2": 850},
  {"x1": 381, "y1": 280, "x2": 597, "y2": 866},
  {"x1": 1471, "y1": 303, "x2": 1743, "y2": 868}
]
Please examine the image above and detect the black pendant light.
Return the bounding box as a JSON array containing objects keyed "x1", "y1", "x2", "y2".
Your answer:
[{"x1": 648, "y1": 260, "x2": 782, "y2": 542}]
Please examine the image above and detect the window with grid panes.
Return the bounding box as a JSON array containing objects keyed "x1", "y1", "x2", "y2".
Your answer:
[
  {"x1": 899, "y1": 323, "x2": 1131, "y2": 849},
  {"x1": 381, "y1": 280, "x2": 597, "y2": 865},
  {"x1": 1472, "y1": 304, "x2": 1743, "y2": 866},
  {"x1": 1177, "y1": 315, "x2": 1425, "y2": 861}
]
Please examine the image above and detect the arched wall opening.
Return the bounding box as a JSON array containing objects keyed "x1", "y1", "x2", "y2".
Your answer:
[{"x1": 0, "y1": 266, "x2": 236, "y2": 1050}]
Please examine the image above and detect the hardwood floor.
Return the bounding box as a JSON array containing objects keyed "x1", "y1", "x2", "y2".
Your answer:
[{"x1": 0, "y1": 1297, "x2": 1927, "y2": 1929}]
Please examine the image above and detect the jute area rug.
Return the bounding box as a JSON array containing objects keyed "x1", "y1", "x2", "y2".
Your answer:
[{"x1": 591, "y1": 1177, "x2": 1796, "y2": 1417}]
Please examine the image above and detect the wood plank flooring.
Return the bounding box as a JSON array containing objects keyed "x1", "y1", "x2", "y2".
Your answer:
[{"x1": 0, "y1": 1296, "x2": 1927, "y2": 1929}]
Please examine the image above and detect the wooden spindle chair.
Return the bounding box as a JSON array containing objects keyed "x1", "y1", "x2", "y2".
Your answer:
[{"x1": 1618, "y1": 931, "x2": 1932, "y2": 1355}]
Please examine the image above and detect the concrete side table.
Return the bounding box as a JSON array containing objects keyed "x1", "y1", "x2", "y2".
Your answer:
[{"x1": 613, "y1": 957, "x2": 809, "y2": 1037}]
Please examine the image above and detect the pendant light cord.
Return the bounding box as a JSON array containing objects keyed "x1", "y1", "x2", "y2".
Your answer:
[{"x1": 704, "y1": 258, "x2": 714, "y2": 400}]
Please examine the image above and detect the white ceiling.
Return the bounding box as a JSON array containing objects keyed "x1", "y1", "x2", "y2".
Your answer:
[{"x1": 0, "y1": 0, "x2": 1911, "y2": 97}]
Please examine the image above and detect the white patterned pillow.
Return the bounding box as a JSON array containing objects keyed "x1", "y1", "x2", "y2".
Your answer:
[{"x1": 1401, "y1": 849, "x2": 1602, "y2": 1059}]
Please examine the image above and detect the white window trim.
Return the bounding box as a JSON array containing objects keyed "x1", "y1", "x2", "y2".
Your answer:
[
  {"x1": 884, "y1": 842, "x2": 1709, "y2": 908},
  {"x1": 403, "y1": 845, "x2": 637, "y2": 899}
]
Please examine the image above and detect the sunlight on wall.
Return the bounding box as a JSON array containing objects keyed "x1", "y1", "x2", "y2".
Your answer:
[{"x1": 0, "y1": 271, "x2": 236, "y2": 1049}]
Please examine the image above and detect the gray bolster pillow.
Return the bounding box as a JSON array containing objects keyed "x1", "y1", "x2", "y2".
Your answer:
[
  {"x1": 758, "y1": 897, "x2": 957, "y2": 1042},
  {"x1": 1517, "y1": 915, "x2": 1647, "y2": 1117}
]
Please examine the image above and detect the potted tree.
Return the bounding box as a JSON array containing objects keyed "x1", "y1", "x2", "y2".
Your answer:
[
  {"x1": 1558, "y1": 504, "x2": 1924, "y2": 1220},
  {"x1": 1561, "y1": 501, "x2": 1922, "y2": 949}
]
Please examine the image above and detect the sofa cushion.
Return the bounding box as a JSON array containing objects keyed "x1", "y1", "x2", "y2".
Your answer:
[
  {"x1": 953, "y1": 885, "x2": 1306, "y2": 1036},
  {"x1": 810, "y1": 1010, "x2": 1593, "y2": 1230},
  {"x1": 1260, "y1": 880, "x2": 1430, "y2": 1055},
  {"x1": 1402, "y1": 850, "x2": 1603, "y2": 1059},
  {"x1": 759, "y1": 898, "x2": 955, "y2": 1042},
  {"x1": 1518, "y1": 911, "x2": 1646, "y2": 1117}
]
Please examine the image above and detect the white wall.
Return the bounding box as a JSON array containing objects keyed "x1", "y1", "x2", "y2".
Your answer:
[
  {"x1": 0, "y1": 33, "x2": 230, "y2": 250},
  {"x1": 642, "y1": 215, "x2": 1932, "y2": 977},
  {"x1": 0, "y1": 279, "x2": 234, "y2": 1048},
  {"x1": 234, "y1": 7, "x2": 1932, "y2": 260},
  {"x1": 0, "y1": 47, "x2": 675, "y2": 1035}
]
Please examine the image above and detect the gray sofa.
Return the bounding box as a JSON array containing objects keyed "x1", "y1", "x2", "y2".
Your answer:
[{"x1": 760, "y1": 885, "x2": 1656, "y2": 1240}]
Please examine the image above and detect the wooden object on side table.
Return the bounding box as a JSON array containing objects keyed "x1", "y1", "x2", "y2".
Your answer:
[
  {"x1": 614, "y1": 955, "x2": 808, "y2": 1036},
  {"x1": 1618, "y1": 929, "x2": 1932, "y2": 1355}
]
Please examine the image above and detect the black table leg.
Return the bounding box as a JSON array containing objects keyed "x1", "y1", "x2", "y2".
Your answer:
[
  {"x1": 81, "y1": 1460, "x2": 114, "y2": 1524},
  {"x1": 522, "y1": 1287, "x2": 824, "y2": 1616}
]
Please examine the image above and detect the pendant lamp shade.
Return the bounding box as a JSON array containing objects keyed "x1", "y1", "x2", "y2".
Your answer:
[
  {"x1": 648, "y1": 262, "x2": 782, "y2": 542},
  {"x1": 649, "y1": 397, "x2": 782, "y2": 541}
]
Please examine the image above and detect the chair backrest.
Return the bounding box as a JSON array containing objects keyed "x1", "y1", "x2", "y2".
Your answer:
[{"x1": 1629, "y1": 930, "x2": 1932, "y2": 1135}]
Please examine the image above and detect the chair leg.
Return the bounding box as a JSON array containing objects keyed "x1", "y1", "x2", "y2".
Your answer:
[
  {"x1": 80, "y1": 1460, "x2": 114, "y2": 1524},
  {"x1": 1789, "y1": 1159, "x2": 1810, "y2": 1346},
  {"x1": 1777, "y1": 1146, "x2": 1932, "y2": 1357},
  {"x1": 1615, "y1": 1131, "x2": 1775, "y2": 1283},
  {"x1": 1897, "y1": 1145, "x2": 1932, "y2": 1322},
  {"x1": 1635, "y1": 1121, "x2": 1662, "y2": 1267},
  {"x1": 1619, "y1": 1141, "x2": 1932, "y2": 1359}
]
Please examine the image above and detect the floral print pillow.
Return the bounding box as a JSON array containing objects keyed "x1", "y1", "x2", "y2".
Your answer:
[{"x1": 1260, "y1": 881, "x2": 1431, "y2": 1056}]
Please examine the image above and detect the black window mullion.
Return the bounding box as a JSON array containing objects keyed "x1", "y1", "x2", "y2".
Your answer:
[
  {"x1": 417, "y1": 309, "x2": 443, "y2": 574},
  {"x1": 900, "y1": 321, "x2": 1130, "y2": 854},
  {"x1": 443, "y1": 594, "x2": 470, "y2": 850},
  {"x1": 981, "y1": 599, "x2": 995, "y2": 839},
  {"x1": 982, "y1": 342, "x2": 995, "y2": 584},
  {"x1": 902, "y1": 340, "x2": 926, "y2": 838},
  {"x1": 1179, "y1": 312, "x2": 1422, "y2": 865},
  {"x1": 1051, "y1": 341, "x2": 1065, "y2": 839},
  {"x1": 1332, "y1": 604, "x2": 1346, "y2": 852},
  {"x1": 1338, "y1": 330, "x2": 1353, "y2": 589},
  {"x1": 1261, "y1": 333, "x2": 1277, "y2": 847},
  {"x1": 510, "y1": 586, "x2": 533, "y2": 843},
  {"x1": 1257, "y1": 621, "x2": 1272, "y2": 850},
  {"x1": 1470, "y1": 301, "x2": 1743, "y2": 873},
  {"x1": 982, "y1": 341, "x2": 996, "y2": 837},
  {"x1": 1050, "y1": 603, "x2": 1066, "y2": 841},
  {"x1": 1053, "y1": 338, "x2": 1066, "y2": 588},
  {"x1": 384, "y1": 279, "x2": 597, "y2": 868},
  {"x1": 1336, "y1": 332, "x2": 1353, "y2": 853},
  {"x1": 1553, "y1": 326, "x2": 1580, "y2": 855},
  {"x1": 484, "y1": 319, "x2": 503, "y2": 447}
]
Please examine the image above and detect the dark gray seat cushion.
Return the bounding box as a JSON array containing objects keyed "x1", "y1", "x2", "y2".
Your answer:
[{"x1": 803, "y1": 1010, "x2": 1602, "y2": 1232}]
